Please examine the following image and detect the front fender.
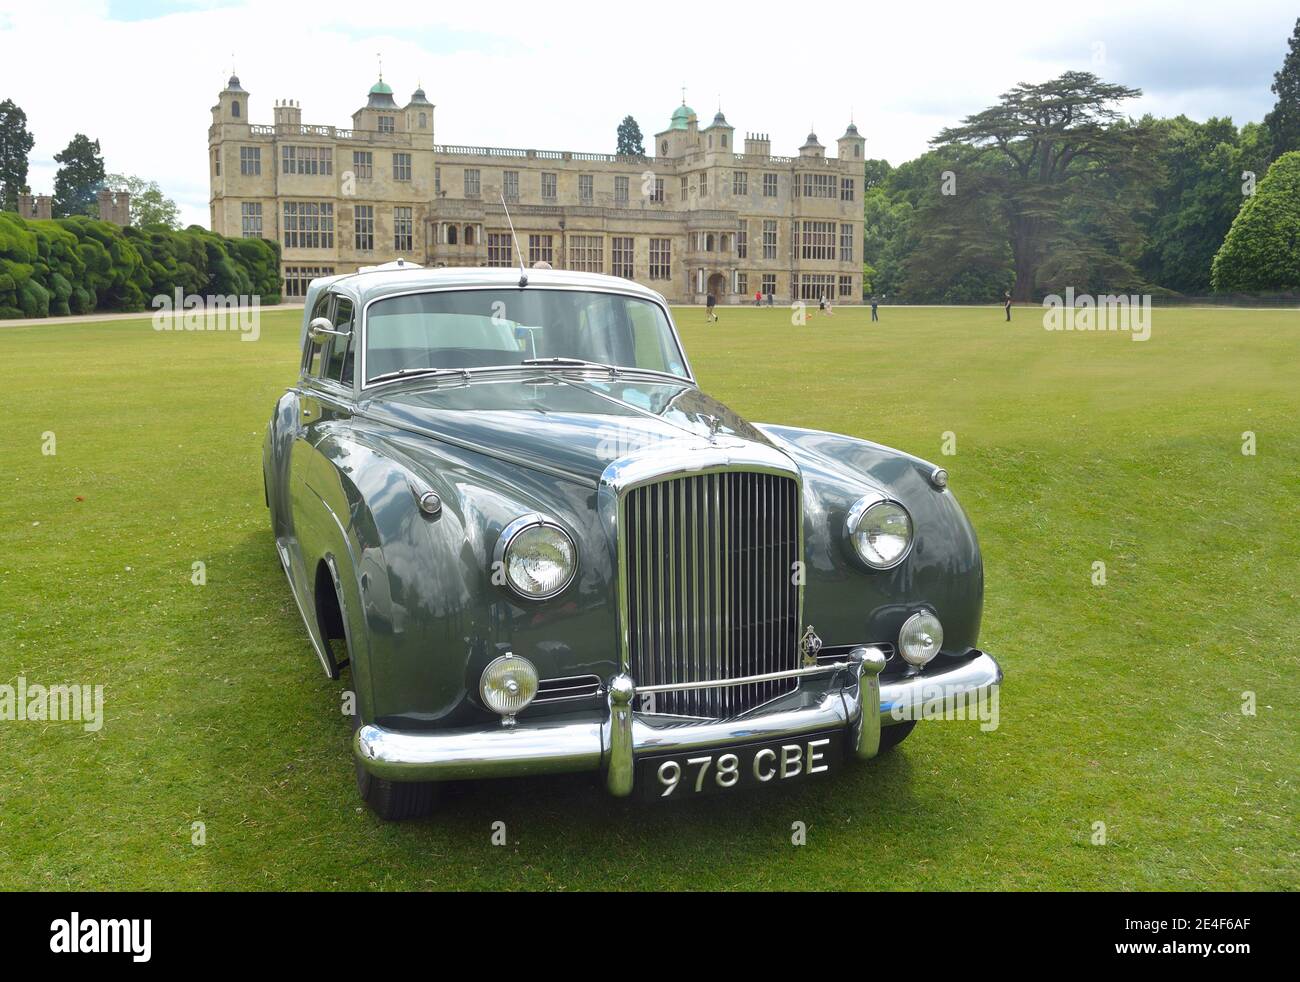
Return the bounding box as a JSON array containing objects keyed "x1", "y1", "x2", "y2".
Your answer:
[{"x1": 757, "y1": 424, "x2": 983, "y2": 659}]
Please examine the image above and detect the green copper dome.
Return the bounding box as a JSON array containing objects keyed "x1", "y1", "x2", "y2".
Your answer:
[
  {"x1": 370, "y1": 79, "x2": 393, "y2": 95},
  {"x1": 670, "y1": 103, "x2": 696, "y2": 130},
  {"x1": 366, "y1": 77, "x2": 399, "y2": 110}
]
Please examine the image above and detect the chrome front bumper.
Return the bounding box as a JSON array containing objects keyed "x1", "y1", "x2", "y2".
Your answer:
[{"x1": 353, "y1": 648, "x2": 1003, "y2": 795}]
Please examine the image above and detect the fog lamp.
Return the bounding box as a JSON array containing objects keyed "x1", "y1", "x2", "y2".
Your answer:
[
  {"x1": 480, "y1": 654, "x2": 539, "y2": 723},
  {"x1": 899, "y1": 610, "x2": 943, "y2": 667}
]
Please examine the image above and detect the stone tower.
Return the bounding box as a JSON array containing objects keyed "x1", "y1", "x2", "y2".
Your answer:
[
  {"x1": 96, "y1": 190, "x2": 131, "y2": 226},
  {"x1": 212, "y1": 74, "x2": 248, "y2": 125},
  {"x1": 703, "y1": 109, "x2": 734, "y2": 154},
  {"x1": 838, "y1": 121, "x2": 865, "y2": 161},
  {"x1": 405, "y1": 85, "x2": 434, "y2": 143}
]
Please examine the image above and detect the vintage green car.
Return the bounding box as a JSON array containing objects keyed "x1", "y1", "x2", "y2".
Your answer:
[{"x1": 263, "y1": 262, "x2": 1002, "y2": 819}]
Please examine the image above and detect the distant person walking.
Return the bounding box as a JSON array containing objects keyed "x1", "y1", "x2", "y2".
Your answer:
[
  {"x1": 754, "y1": 290, "x2": 762, "y2": 307},
  {"x1": 766, "y1": 291, "x2": 773, "y2": 306},
  {"x1": 706, "y1": 293, "x2": 718, "y2": 322},
  {"x1": 818, "y1": 294, "x2": 826, "y2": 315},
  {"x1": 1004, "y1": 291, "x2": 1012, "y2": 322},
  {"x1": 870, "y1": 295, "x2": 879, "y2": 322}
]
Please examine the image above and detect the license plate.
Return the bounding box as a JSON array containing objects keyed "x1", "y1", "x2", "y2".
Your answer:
[{"x1": 637, "y1": 732, "x2": 843, "y2": 800}]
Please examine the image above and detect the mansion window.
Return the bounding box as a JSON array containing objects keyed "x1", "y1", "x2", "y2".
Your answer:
[
  {"x1": 699, "y1": 173, "x2": 708, "y2": 196},
  {"x1": 541, "y1": 172, "x2": 557, "y2": 202},
  {"x1": 569, "y1": 234, "x2": 603, "y2": 272},
  {"x1": 840, "y1": 223, "x2": 854, "y2": 262},
  {"x1": 649, "y1": 177, "x2": 664, "y2": 203},
  {"x1": 840, "y1": 177, "x2": 855, "y2": 201},
  {"x1": 839, "y1": 275, "x2": 853, "y2": 298},
  {"x1": 796, "y1": 173, "x2": 837, "y2": 198},
  {"x1": 763, "y1": 173, "x2": 778, "y2": 197},
  {"x1": 762, "y1": 220, "x2": 777, "y2": 259},
  {"x1": 503, "y1": 170, "x2": 519, "y2": 203},
  {"x1": 680, "y1": 176, "x2": 688, "y2": 200},
  {"x1": 393, "y1": 207, "x2": 413, "y2": 252},
  {"x1": 736, "y1": 272, "x2": 748, "y2": 296},
  {"x1": 283, "y1": 266, "x2": 334, "y2": 298},
  {"x1": 239, "y1": 146, "x2": 261, "y2": 176},
  {"x1": 281, "y1": 146, "x2": 333, "y2": 176},
  {"x1": 733, "y1": 171, "x2": 748, "y2": 195},
  {"x1": 614, "y1": 176, "x2": 629, "y2": 205},
  {"x1": 487, "y1": 232, "x2": 513, "y2": 267},
  {"x1": 761, "y1": 273, "x2": 776, "y2": 296},
  {"x1": 611, "y1": 237, "x2": 634, "y2": 278},
  {"x1": 354, "y1": 205, "x2": 374, "y2": 252},
  {"x1": 378, "y1": 116, "x2": 395, "y2": 134},
  {"x1": 392, "y1": 153, "x2": 412, "y2": 182},
  {"x1": 353, "y1": 151, "x2": 373, "y2": 180},
  {"x1": 464, "y1": 168, "x2": 480, "y2": 198},
  {"x1": 283, "y1": 202, "x2": 334, "y2": 249},
  {"x1": 648, "y1": 238, "x2": 671, "y2": 280},
  {"x1": 528, "y1": 234, "x2": 553, "y2": 266},
  {"x1": 579, "y1": 174, "x2": 593, "y2": 204},
  {"x1": 240, "y1": 202, "x2": 262, "y2": 238},
  {"x1": 801, "y1": 221, "x2": 836, "y2": 260},
  {"x1": 797, "y1": 273, "x2": 837, "y2": 300},
  {"x1": 736, "y1": 220, "x2": 748, "y2": 259}
]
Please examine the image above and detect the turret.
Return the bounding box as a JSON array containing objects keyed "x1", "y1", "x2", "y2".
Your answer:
[
  {"x1": 799, "y1": 128, "x2": 824, "y2": 159},
  {"x1": 703, "y1": 108, "x2": 734, "y2": 154},
  {"x1": 212, "y1": 74, "x2": 248, "y2": 125},
  {"x1": 838, "y1": 121, "x2": 865, "y2": 161}
]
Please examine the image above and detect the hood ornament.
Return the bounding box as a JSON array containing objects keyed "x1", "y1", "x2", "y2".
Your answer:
[
  {"x1": 705, "y1": 414, "x2": 723, "y2": 444},
  {"x1": 799, "y1": 626, "x2": 823, "y2": 667}
]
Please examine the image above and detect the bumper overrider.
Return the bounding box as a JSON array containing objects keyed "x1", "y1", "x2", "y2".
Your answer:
[{"x1": 353, "y1": 648, "x2": 1002, "y2": 794}]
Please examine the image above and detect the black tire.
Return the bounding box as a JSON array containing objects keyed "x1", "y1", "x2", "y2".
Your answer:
[
  {"x1": 351, "y1": 711, "x2": 439, "y2": 820},
  {"x1": 877, "y1": 720, "x2": 917, "y2": 753}
]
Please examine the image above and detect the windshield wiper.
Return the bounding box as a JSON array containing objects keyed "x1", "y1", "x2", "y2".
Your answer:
[
  {"x1": 521, "y1": 357, "x2": 620, "y2": 375},
  {"x1": 368, "y1": 367, "x2": 470, "y2": 384}
]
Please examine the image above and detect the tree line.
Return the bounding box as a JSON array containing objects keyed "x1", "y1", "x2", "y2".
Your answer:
[{"x1": 861, "y1": 18, "x2": 1300, "y2": 301}]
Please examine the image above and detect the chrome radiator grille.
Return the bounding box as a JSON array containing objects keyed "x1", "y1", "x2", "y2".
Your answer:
[{"x1": 622, "y1": 470, "x2": 801, "y2": 718}]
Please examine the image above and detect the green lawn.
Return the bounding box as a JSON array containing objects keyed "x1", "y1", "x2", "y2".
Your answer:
[{"x1": 0, "y1": 303, "x2": 1295, "y2": 891}]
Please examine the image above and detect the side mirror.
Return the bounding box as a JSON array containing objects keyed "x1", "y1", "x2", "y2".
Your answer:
[{"x1": 309, "y1": 316, "x2": 349, "y2": 343}]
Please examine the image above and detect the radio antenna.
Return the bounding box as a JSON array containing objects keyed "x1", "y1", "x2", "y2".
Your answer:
[{"x1": 500, "y1": 192, "x2": 527, "y2": 287}]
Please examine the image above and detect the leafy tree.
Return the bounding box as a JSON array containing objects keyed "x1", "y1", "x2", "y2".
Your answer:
[
  {"x1": 52, "y1": 134, "x2": 105, "y2": 218},
  {"x1": 104, "y1": 173, "x2": 180, "y2": 229},
  {"x1": 1264, "y1": 17, "x2": 1300, "y2": 159},
  {"x1": 616, "y1": 116, "x2": 645, "y2": 157},
  {"x1": 1211, "y1": 150, "x2": 1300, "y2": 291},
  {"x1": 0, "y1": 99, "x2": 35, "y2": 212},
  {"x1": 924, "y1": 72, "x2": 1156, "y2": 300}
]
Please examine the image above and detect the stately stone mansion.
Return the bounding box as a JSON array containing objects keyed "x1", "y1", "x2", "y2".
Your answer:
[{"x1": 208, "y1": 75, "x2": 865, "y2": 303}]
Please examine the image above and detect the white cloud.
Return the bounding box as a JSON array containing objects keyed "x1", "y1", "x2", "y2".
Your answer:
[{"x1": 1, "y1": 0, "x2": 1292, "y2": 227}]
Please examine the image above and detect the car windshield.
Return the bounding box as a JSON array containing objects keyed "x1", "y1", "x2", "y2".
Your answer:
[{"x1": 363, "y1": 288, "x2": 689, "y2": 383}]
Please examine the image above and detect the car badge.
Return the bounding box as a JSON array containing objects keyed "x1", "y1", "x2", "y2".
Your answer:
[
  {"x1": 799, "y1": 626, "x2": 823, "y2": 667},
  {"x1": 706, "y1": 415, "x2": 723, "y2": 444}
]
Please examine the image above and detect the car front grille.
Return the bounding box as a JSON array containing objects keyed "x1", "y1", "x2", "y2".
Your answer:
[{"x1": 622, "y1": 470, "x2": 801, "y2": 718}]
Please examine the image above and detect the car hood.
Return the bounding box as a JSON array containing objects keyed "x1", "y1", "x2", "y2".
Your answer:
[{"x1": 358, "y1": 373, "x2": 782, "y2": 486}]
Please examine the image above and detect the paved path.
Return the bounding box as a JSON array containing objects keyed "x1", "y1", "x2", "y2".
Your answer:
[{"x1": 0, "y1": 302, "x2": 306, "y2": 328}]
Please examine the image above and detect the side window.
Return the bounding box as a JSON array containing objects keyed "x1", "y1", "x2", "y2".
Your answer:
[
  {"x1": 323, "y1": 298, "x2": 355, "y2": 383},
  {"x1": 303, "y1": 294, "x2": 331, "y2": 375}
]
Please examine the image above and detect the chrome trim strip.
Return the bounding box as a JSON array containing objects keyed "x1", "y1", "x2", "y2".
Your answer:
[{"x1": 635, "y1": 660, "x2": 855, "y2": 693}]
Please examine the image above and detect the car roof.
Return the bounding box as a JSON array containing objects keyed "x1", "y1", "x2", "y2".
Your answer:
[
  {"x1": 298, "y1": 265, "x2": 672, "y2": 353},
  {"x1": 319, "y1": 265, "x2": 668, "y2": 307}
]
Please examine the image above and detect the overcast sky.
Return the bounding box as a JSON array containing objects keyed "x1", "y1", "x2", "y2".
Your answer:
[{"x1": 1, "y1": 0, "x2": 1294, "y2": 227}]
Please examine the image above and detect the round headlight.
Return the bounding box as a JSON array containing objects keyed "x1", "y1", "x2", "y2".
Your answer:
[
  {"x1": 479, "y1": 654, "x2": 539, "y2": 717},
  {"x1": 899, "y1": 610, "x2": 943, "y2": 667},
  {"x1": 846, "y1": 496, "x2": 913, "y2": 569},
  {"x1": 495, "y1": 516, "x2": 577, "y2": 600}
]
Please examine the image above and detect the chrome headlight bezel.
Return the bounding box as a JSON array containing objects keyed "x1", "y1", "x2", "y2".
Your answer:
[
  {"x1": 493, "y1": 514, "x2": 578, "y2": 601},
  {"x1": 844, "y1": 493, "x2": 914, "y2": 570}
]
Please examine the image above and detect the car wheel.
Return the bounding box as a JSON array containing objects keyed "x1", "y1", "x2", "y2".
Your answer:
[
  {"x1": 350, "y1": 711, "x2": 439, "y2": 821},
  {"x1": 877, "y1": 720, "x2": 917, "y2": 753}
]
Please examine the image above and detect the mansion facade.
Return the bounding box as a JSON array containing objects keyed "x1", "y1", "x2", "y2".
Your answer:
[{"x1": 208, "y1": 75, "x2": 866, "y2": 304}]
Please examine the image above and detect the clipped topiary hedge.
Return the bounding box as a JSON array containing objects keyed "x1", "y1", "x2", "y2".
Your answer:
[{"x1": 0, "y1": 212, "x2": 282, "y2": 318}]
